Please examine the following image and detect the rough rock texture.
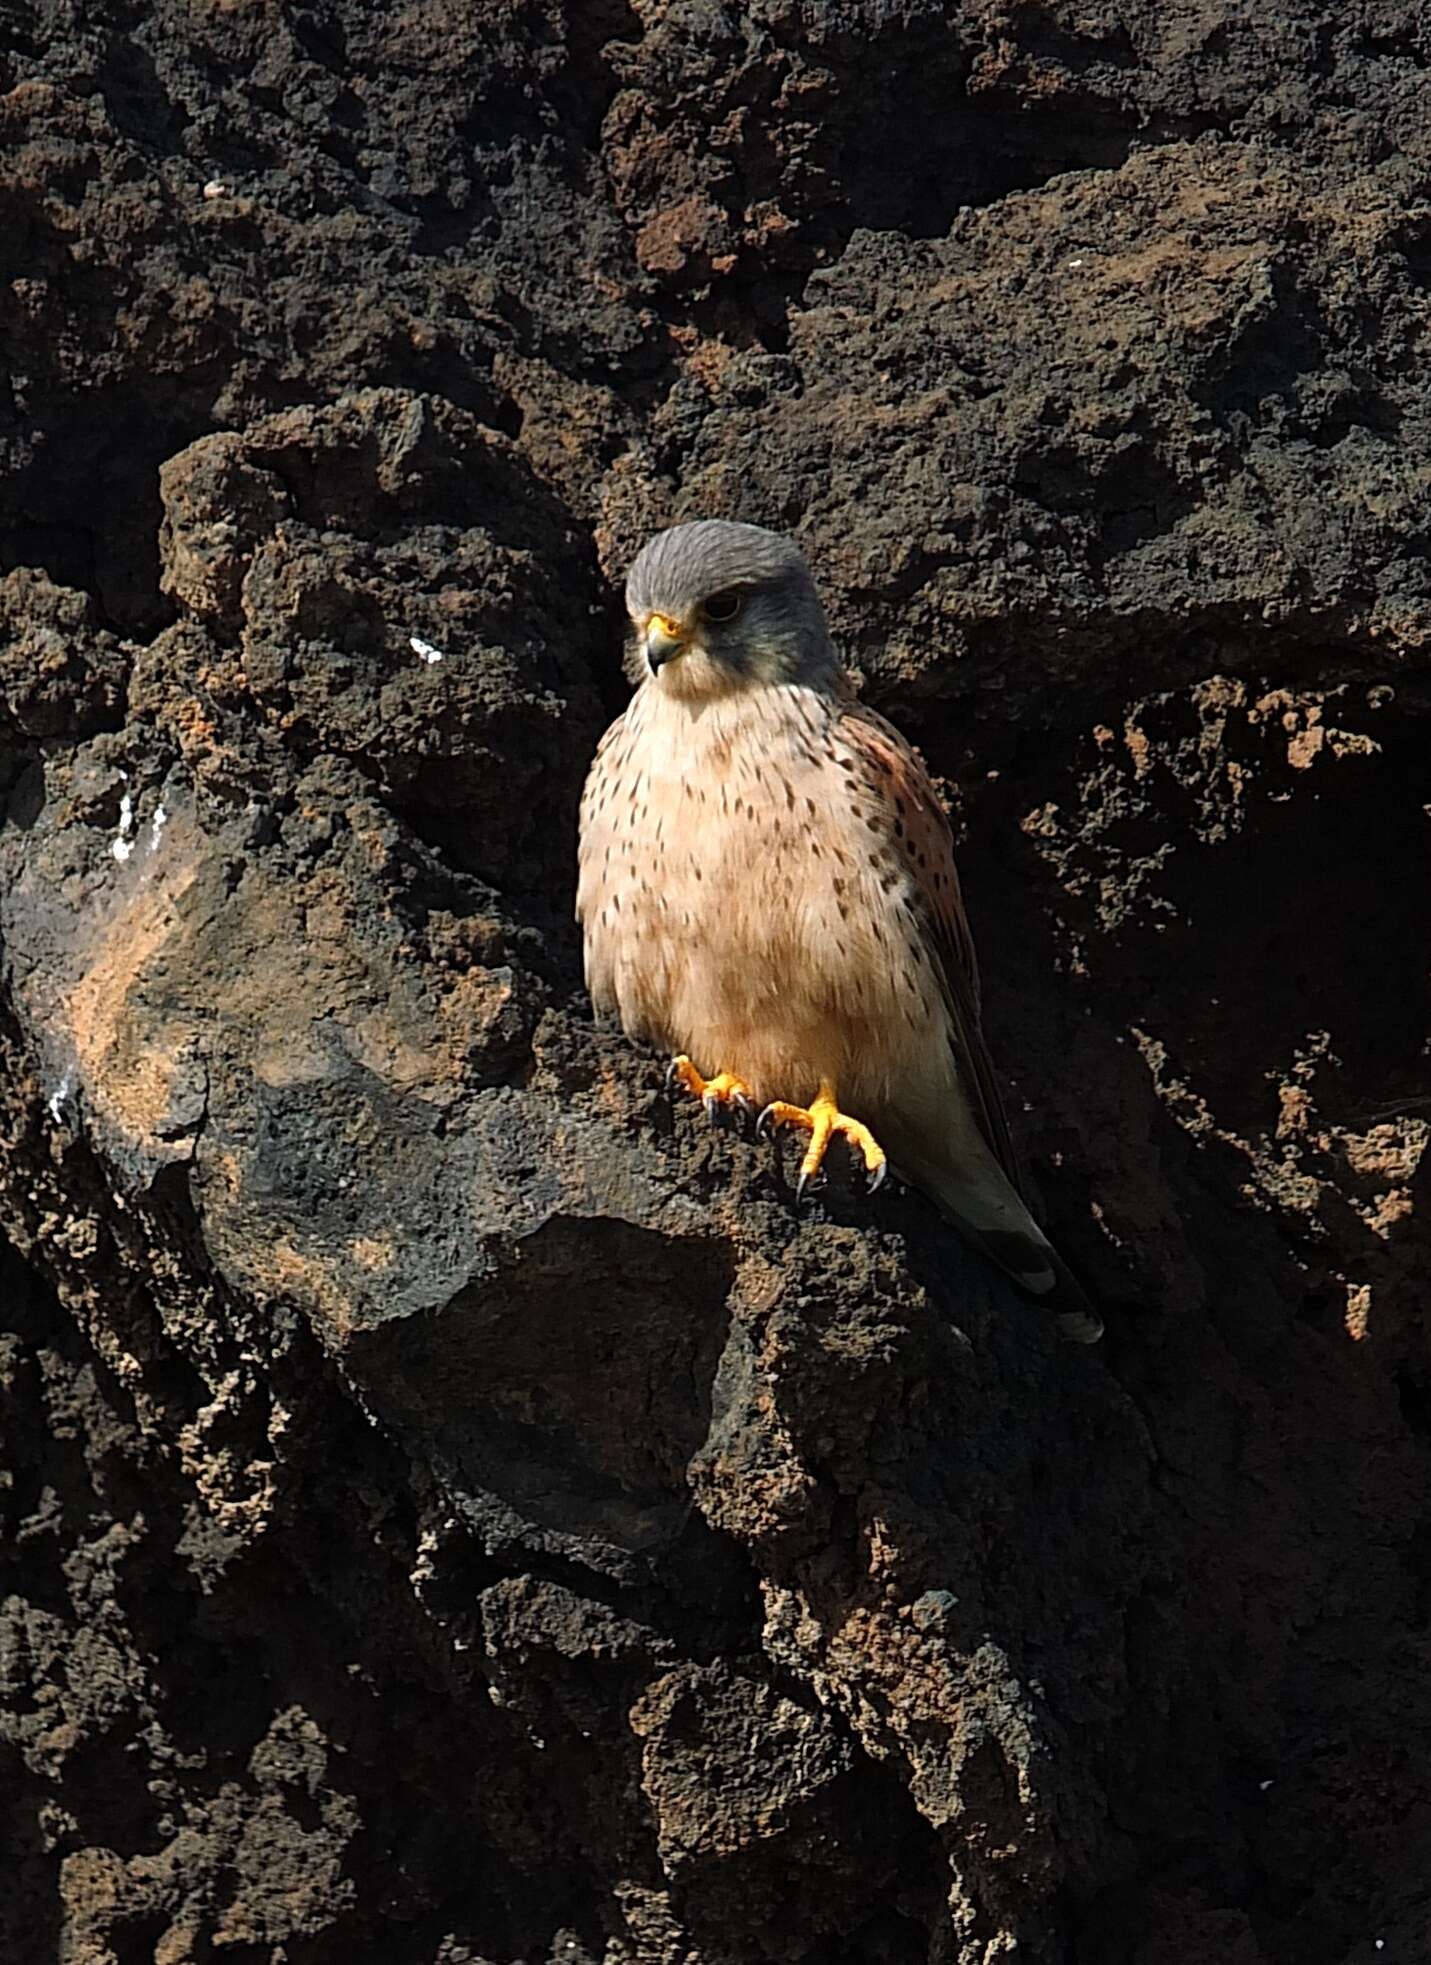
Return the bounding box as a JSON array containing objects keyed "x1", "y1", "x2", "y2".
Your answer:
[{"x1": 2, "y1": 3, "x2": 1430, "y2": 1961}]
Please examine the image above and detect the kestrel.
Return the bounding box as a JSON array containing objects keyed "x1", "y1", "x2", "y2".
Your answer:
[{"x1": 576, "y1": 520, "x2": 1102, "y2": 1343}]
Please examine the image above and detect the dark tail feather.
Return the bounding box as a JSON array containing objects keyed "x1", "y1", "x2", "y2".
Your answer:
[
  {"x1": 952, "y1": 1217, "x2": 1103, "y2": 1345},
  {"x1": 913, "y1": 1156, "x2": 1105, "y2": 1346},
  {"x1": 1043, "y1": 1246, "x2": 1104, "y2": 1345}
]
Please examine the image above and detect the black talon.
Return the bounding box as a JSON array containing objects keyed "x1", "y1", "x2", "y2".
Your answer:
[
  {"x1": 756, "y1": 1103, "x2": 778, "y2": 1140},
  {"x1": 701, "y1": 1090, "x2": 721, "y2": 1123},
  {"x1": 867, "y1": 1160, "x2": 888, "y2": 1194},
  {"x1": 665, "y1": 1059, "x2": 683, "y2": 1093}
]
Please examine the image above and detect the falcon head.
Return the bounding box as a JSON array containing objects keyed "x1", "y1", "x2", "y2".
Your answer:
[{"x1": 625, "y1": 520, "x2": 837, "y2": 699}]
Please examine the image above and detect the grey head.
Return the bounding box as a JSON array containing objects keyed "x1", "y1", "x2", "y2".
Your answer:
[{"x1": 624, "y1": 519, "x2": 838, "y2": 699}]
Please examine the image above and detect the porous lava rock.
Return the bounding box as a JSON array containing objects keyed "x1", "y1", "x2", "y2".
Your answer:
[{"x1": 2, "y1": 5, "x2": 1430, "y2": 1962}]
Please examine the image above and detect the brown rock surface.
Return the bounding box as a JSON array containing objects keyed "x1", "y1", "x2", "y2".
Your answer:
[{"x1": 2, "y1": 4, "x2": 1429, "y2": 1961}]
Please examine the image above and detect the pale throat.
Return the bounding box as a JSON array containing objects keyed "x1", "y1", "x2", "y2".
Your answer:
[
  {"x1": 645, "y1": 643, "x2": 837, "y2": 711},
  {"x1": 650, "y1": 643, "x2": 749, "y2": 705},
  {"x1": 631, "y1": 669, "x2": 834, "y2": 777}
]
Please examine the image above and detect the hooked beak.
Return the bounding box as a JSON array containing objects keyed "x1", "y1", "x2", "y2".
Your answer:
[{"x1": 644, "y1": 612, "x2": 689, "y2": 675}]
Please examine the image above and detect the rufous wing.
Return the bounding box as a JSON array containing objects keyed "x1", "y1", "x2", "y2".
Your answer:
[{"x1": 836, "y1": 703, "x2": 1102, "y2": 1343}]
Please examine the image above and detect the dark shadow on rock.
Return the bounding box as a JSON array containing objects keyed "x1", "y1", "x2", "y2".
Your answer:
[{"x1": 351, "y1": 1217, "x2": 736, "y2": 1558}]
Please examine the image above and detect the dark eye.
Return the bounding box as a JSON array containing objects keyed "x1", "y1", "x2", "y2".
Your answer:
[{"x1": 700, "y1": 589, "x2": 744, "y2": 624}]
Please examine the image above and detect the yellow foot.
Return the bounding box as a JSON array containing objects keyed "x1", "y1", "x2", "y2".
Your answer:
[
  {"x1": 665, "y1": 1055, "x2": 756, "y2": 1123},
  {"x1": 756, "y1": 1079, "x2": 888, "y2": 1199}
]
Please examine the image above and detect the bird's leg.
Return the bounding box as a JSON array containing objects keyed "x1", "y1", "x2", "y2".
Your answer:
[
  {"x1": 756, "y1": 1078, "x2": 888, "y2": 1199},
  {"x1": 666, "y1": 1055, "x2": 755, "y2": 1123}
]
